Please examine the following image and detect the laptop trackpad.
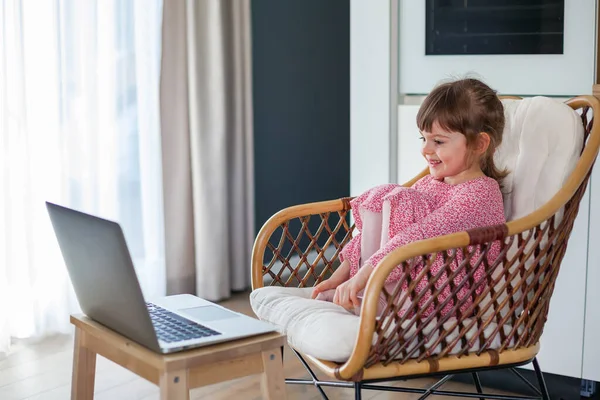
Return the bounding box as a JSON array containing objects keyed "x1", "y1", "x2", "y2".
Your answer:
[{"x1": 179, "y1": 305, "x2": 240, "y2": 322}]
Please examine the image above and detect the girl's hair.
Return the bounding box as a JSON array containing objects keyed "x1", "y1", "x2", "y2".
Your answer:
[{"x1": 416, "y1": 78, "x2": 508, "y2": 186}]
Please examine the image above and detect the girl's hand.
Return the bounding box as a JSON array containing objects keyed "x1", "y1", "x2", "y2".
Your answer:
[
  {"x1": 311, "y1": 279, "x2": 338, "y2": 299},
  {"x1": 311, "y1": 260, "x2": 351, "y2": 299},
  {"x1": 333, "y1": 263, "x2": 373, "y2": 310}
]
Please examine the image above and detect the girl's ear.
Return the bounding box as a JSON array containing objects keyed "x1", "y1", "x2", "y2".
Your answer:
[{"x1": 477, "y1": 132, "x2": 491, "y2": 154}]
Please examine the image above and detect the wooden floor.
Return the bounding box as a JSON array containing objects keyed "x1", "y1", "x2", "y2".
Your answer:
[{"x1": 0, "y1": 292, "x2": 517, "y2": 399}]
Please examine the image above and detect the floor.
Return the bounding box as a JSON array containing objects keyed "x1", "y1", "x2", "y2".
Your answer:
[{"x1": 0, "y1": 291, "x2": 555, "y2": 399}]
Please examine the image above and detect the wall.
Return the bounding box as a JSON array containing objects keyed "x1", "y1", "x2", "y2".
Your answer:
[
  {"x1": 350, "y1": 0, "x2": 395, "y2": 195},
  {"x1": 252, "y1": 0, "x2": 350, "y2": 234},
  {"x1": 398, "y1": 1, "x2": 596, "y2": 96}
]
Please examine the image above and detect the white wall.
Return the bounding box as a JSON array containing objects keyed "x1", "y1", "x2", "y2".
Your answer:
[
  {"x1": 584, "y1": 165, "x2": 600, "y2": 381},
  {"x1": 397, "y1": 105, "x2": 425, "y2": 184},
  {"x1": 350, "y1": 0, "x2": 393, "y2": 195}
]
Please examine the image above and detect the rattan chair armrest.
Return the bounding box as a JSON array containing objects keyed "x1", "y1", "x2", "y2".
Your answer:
[{"x1": 251, "y1": 198, "x2": 353, "y2": 289}]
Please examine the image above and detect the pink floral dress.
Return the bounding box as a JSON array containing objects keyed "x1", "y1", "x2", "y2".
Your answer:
[{"x1": 340, "y1": 175, "x2": 506, "y2": 317}]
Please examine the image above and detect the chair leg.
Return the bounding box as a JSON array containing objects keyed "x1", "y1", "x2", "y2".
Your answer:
[
  {"x1": 418, "y1": 375, "x2": 453, "y2": 399},
  {"x1": 354, "y1": 381, "x2": 361, "y2": 400},
  {"x1": 291, "y1": 349, "x2": 330, "y2": 399},
  {"x1": 532, "y1": 358, "x2": 551, "y2": 400},
  {"x1": 472, "y1": 372, "x2": 485, "y2": 400}
]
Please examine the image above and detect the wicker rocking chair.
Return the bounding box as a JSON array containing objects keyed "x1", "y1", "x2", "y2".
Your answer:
[{"x1": 250, "y1": 95, "x2": 600, "y2": 399}]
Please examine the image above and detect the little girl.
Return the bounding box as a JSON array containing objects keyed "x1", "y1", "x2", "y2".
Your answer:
[{"x1": 312, "y1": 78, "x2": 507, "y2": 317}]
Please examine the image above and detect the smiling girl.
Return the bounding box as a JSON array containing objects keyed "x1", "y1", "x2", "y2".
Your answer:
[{"x1": 312, "y1": 78, "x2": 508, "y2": 317}]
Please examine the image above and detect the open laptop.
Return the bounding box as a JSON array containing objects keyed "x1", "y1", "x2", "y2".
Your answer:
[{"x1": 46, "y1": 202, "x2": 276, "y2": 354}]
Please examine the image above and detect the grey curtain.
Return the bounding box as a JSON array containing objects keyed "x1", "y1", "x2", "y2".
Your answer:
[{"x1": 160, "y1": 0, "x2": 255, "y2": 300}]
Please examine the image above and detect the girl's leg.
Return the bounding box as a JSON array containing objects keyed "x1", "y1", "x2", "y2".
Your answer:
[
  {"x1": 315, "y1": 289, "x2": 336, "y2": 302},
  {"x1": 380, "y1": 200, "x2": 392, "y2": 249},
  {"x1": 354, "y1": 284, "x2": 411, "y2": 317},
  {"x1": 359, "y1": 208, "x2": 383, "y2": 264}
]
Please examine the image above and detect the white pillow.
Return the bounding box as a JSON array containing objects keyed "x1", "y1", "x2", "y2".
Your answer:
[
  {"x1": 250, "y1": 287, "x2": 359, "y2": 362},
  {"x1": 496, "y1": 97, "x2": 583, "y2": 221}
]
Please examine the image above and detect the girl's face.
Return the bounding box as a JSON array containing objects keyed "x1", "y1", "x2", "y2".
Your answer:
[{"x1": 420, "y1": 121, "x2": 484, "y2": 185}]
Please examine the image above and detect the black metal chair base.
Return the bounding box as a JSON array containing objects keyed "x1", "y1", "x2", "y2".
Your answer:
[{"x1": 287, "y1": 349, "x2": 551, "y2": 400}]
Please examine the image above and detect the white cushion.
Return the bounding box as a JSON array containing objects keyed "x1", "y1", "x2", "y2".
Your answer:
[
  {"x1": 250, "y1": 286, "x2": 519, "y2": 362},
  {"x1": 496, "y1": 97, "x2": 583, "y2": 221},
  {"x1": 250, "y1": 287, "x2": 359, "y2": 362}
]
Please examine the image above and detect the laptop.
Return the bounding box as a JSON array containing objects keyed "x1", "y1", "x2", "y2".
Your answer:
[{"x1": 46, "y1": 202, "x2": 277, "y2": 354}]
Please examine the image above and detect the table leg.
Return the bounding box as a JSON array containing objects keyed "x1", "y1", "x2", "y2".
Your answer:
[
  {"x1": 261, "y1": 347, "x2": 287, "y2": 400},
  {"x1": 71, "y1": 328, "x2": 96, "y2": 400},
  {"x1": 160, "y1": 370, "x2": 189, "y2": 400}
]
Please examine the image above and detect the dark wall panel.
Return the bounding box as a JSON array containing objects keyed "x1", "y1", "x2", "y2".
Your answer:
[{"x1": 252, "y1": 0, "x2": 350, "y2": 234}]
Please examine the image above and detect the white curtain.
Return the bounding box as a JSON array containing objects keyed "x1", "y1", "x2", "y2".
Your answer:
[{"x1": 0, "y1": 0, "x2": 165, "y2": 356}]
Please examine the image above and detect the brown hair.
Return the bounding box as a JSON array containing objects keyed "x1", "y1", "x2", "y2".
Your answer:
[{"x1": 416, "y1": 78, "x2": 508, "y2": 187}]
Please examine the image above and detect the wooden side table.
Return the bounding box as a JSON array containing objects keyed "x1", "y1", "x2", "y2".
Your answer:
[{"x1": 70, "y1": 314, "x2": 287, "y2": 399}]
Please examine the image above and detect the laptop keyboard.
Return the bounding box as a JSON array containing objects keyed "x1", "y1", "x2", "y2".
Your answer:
[{"x1": 146, "y1": 303, "x2": 221, "y2": 343}]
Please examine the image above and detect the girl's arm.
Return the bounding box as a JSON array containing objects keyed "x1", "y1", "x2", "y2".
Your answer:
[
  {"x1": 339, "y1": 231, "x2": 361, "y2": 274},
  {"x1": 311, "y1": 259, "x2": 351, "y2": 299}
]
